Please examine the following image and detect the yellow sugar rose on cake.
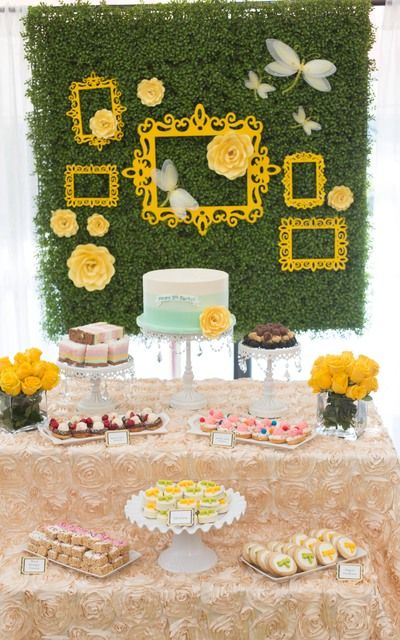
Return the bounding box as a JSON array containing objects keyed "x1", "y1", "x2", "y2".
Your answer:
[
  {"x1": 207, "y1": 132, "x2": 254, "y2": 180},
  {"x1": 137, "y1": 77, "x2": 165, "y2": 107},
  {"x1": 67, "y1": 244, "x2": 115, "y2": 291},
  {"x1": 200, "y1": 306, "x2": 232, "y2": 339},
  {"x1": 50, "y1": 209, "x2": 79, "y2": 238},
  {"x1": 89, "y1": 109, "x2": 117, "y2": 139}
]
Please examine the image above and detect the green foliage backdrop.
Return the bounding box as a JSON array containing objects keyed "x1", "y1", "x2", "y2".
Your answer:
[{"x1": 23, "y1": 0, "x2": 373, "y2": 339}]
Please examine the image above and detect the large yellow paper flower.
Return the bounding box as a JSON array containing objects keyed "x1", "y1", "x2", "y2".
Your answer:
[
  {"x1": 0, "y1": 368, "x2": 21, "y2": 396},
  {"x1": 87, "y1": 214, "x2": 110, "y2": 237},
  {"x1": 89, "y1": 109, "x2": 117, "y2": 139},
  {"x1": 21, "y1": 375, "x2": 42, "y2": 396},
  {"x1": 67, "y1": 244, "x2": 115, "y2": 291},
  {"x1": 207, "y1": 133, "x2": 254, "y2": 180},
  {"x1": 200, "y1": 306, "x2": 231, "y2": 338},
  {"x1": 137, "y1": 78, "x2": 165, "y2": 107},
  {"x1": 50, "y1": 209, "x2": 79, "y2": 238},
  {"x1": 327, "y1": 185, "x2": 354, "y2": 212}
]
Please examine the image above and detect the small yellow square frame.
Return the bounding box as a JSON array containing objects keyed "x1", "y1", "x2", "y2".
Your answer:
[
  {"x1": 64, "y1": 164, "x2": 119, "y2": 208},
  {"x1": 279, "y1": 217, "x2": 348, "y2": 272},
  {"x1": 67, "y1": 71, "x2": 126, "y2": 151},
  {"x1": 122, "y1": 103, "x2": 281, "y2": 236},
  {"x1": 282, "y1": 152, "x2": 326, "y2": 209}
]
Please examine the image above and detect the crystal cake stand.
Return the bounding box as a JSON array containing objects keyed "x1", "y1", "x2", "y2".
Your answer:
[
  {"x1": 238, "y1": 342, "x2": 301, "y2": 418},
  {"x1": 125, "y1": 489, "x2": 246, "y2": 574}
]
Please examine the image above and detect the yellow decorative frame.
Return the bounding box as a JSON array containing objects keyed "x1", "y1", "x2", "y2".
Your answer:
[
  {"x1": 122, "y1": 103, "x2": 281, "y2": 236},
  {"x1": 66, "y1": 71, "x2": 126, "y2": 151},
  {"x1": 278, "y1": 217, "x2": 348, "y2": 272},
  {"x1": 64, "y1": 164, "x2": 119, "y2": 208},
  {"x1": 282, "y1": 152, "x2": 326, "y2": 209}
]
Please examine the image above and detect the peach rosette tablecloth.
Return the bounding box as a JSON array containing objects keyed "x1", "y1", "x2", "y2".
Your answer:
[{"x1": 0, "y1": 379, "x2": 399, "y2": 639}]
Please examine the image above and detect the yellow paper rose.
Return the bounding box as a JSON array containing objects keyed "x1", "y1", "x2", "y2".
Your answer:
[
  {"x1": 89, "y1": 109, "x2": 117, "y2": 139},
  {"x1": 137, "y1": 78, "x2": 165, "y2": 107},
  {"x1": 87, "y1": 214, "x2": 110, "y2": 238},
  {"x1": 50, "y1": 209, "x2": 79, "y2": 238},
  {"x1": 0, "y1": 369, "x2": 21, "y2": 396},
  {"x1": 67, "y1": 244, "x2": 115, "y2": 291},
  {"x1": 21, "y1": 375, "x2": 42, "y2": 396},
  {"x1": 200, "y1": 306, "x2": 231, "y2": 338},
  {"x1": 327, "y1": 185, "x2": 354, "y2": 212},
  {"x1": 207, "y1": 133, "x2": 254, "y2": 180}
]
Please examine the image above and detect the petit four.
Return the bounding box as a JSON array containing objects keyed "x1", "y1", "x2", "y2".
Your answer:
[{"x1": 59, "y1": 322, "x2": 129, "y2": 367}]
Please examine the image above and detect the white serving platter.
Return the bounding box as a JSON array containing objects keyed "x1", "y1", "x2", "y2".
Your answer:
[
  {"x1": 24, "y1": 549, "x2": 141, "y2": 579},
  {"x1": 240, "y1": 547, "x2": 367, "y2": 582},
  {"x1": 187, "y1": 415, "x2": 317, "y2": 450},
  {"x1": 39, "y1": 413, "x2": 169, "y2": 446}
]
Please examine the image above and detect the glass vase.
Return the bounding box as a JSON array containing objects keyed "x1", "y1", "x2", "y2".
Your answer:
[
  {"x1": 0, "y1": 390, "x2": 47, "y2": 433},
  {"x1": 316, "y1": 391, "x2": 367, "y2": 441}
]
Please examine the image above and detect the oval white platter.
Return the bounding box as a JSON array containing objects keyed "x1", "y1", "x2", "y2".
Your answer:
[
  {"x1": 240, "y1": 546, "x2": 367, "y2": 582},
  {"x1": 38, "y1": 413, "x2": 169, "y2": 446},
  {"x1": 24, "y1": 549, "x2": 141, "y2": 579},
  {"x1": 187, "y1": 415, "x2": 317, "y2": 451},
  {"x1": 125, "y1": 488, "x2": 247, "y2": 536}
]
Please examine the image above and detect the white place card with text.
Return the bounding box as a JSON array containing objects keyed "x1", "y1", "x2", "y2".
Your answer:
[
  {"x1": 105, "y1": 430, "x2": 130, "y2": 446},
  {"x1": 210, "y1": 431, "x2": 236, "y2": 448},
  {"x1": 336, "y1": 563, "x2": 363, "y2": 581},
  {"x1": 168, "y1": 509, "x2": 195, "y2": 527},
  {"x1": 21, "y1": 556, "x2": 47, "y2": 574}
]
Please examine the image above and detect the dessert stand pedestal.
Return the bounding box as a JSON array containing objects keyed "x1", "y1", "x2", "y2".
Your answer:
[
  {"x1": 125, "y1": 490, "x2": 246, "y2": 574},
  {"x1": 238, "y1": 343, "x2": 301, "y2": 418},
  {"x1": 57, "y1": 357, "x2": 134, "y2": 414},
  {"x1": 137, "y1": 319, "x2": 234, "y2": 411}
]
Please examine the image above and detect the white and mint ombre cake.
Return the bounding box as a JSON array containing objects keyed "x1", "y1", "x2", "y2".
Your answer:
[{"x1": 137, "y1": 268, "x2": 232, "y2": 335}]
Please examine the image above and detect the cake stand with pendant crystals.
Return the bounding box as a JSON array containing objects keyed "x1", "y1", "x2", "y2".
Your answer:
[
  {"x1": 124, "y1": 489, "x2": 246, "y2": 574},
  {"x1": 238, "y1": 342, "x2": 301, "y2": 418}
]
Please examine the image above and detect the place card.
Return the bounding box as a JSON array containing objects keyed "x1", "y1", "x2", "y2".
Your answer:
[
  {"x1": 209, "y1": 431, "x2": 236, "y2": 448},
  {"x1": 21, "y1": 556, "x2": 47, "y2": 575},
  {"x1": 168, "y1": 509, "x2": 195, "y2": 527},
  {"x1": 336, "y1": 563, "x2": 363, "y2": 581},
  {"x1": 105, "y1": 430, "x2": 130, "y2": 447}
]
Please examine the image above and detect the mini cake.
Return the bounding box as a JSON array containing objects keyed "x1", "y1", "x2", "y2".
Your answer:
[
  {"x1": 243, "y1": 322, "x2": 297, "y2": 350},
  {"x1": 58, "y1": 322, "x2": 129, "y2": 367}
]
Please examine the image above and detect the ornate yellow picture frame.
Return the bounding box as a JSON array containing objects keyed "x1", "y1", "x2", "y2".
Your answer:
[
  {"x1": 64, "y1": 164, "x2": 119, "y2": 208},
  {"x1": 122, "y1": 103, "x2": 281, "y2": 236},
  {"x1": 278, "y1": 217, "x2": 348, "y2": 272},
  {"x1": 67, "y1": 71, "x2": 126, "y2": 151},
  {"x1": 282, "y1": 152, "x2": 326, "y2": 209}
]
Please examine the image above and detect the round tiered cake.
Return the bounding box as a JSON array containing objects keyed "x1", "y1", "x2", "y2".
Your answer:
[{"x1": 137, "y1": 268, "x2": 230, "y2": 334}]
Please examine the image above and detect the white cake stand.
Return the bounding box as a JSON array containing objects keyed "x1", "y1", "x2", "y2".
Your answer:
[
  {"x1": 137, "y1": 317, "x2": 235, "y2": 411},
  {"x1": 124, "y1": 489, "x2": 246, "y2": 574},
  {"x1": 238, "y1": 342, "x2": 301, "y2": 418},
  {"x1": 57, "y1": 357, "x2": 134, "y2": 414}
]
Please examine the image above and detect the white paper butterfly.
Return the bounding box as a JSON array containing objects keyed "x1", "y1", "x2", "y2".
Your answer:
[
  {"x1": 265, "y1": 39, "x2": 336, "y2": 94},
  {"x1": 293, "y1": 106, "x2": 322, "y2": 136},
  {"x1": 152, "y1": 159, "x2": 199, "y2": 220},
  {"x1": 244, "y1": 71, "x2": 276, "y2": 99}
]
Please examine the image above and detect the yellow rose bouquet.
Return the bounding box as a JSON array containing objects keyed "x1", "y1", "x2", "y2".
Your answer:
[
  {"x1": 0, "y1": 348, "x2": 59, "y2": 432},
  {"x1": 308, "y1": 351, "x2": 378, "y2": 436}
]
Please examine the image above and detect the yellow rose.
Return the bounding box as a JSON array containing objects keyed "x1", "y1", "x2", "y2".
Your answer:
[
  {"x1": 0, "y1": 369, "x2": 21, "y2": 396},
  {"x1": 14, "y1": 352, "x2": 29, "y2": 364},
  {"x1": 67, "y1": 244, "x2": 115, "y2": 291},
  {"x1": 41, "y1": 368, "x2": 60, "y2": 391},
  {"x1": 50, "y1": 209, "x2": 79, "y2": 238},
  {"x1": 207, "y1": 133, "x2": 254, "y2": 180},
  {"x1": 346, "y1": 384, "x2": 368, "y2": 401},
  {"x1": 325, "y1": 352, "x2": 354, "y2": 376},
  {"x1": 21, "y1": 375, "x2": 42, "y2": 396},
  {"x1": 350, "y1": 355, "x2": 379, "y2": 385},
  {"x1": 199, "y1": 306, "x2": 231, "y2": 338},
  {"x1": 308, "y1": 366, "x2": 332, "y2": 393},
  {"x1": 0, "y1": 357, "x2": 12, "y2": 369},
  {"x1": 16, "y1": 362, "x2": 33, "y2": 380},
  {"x1": 87, "y1": 214, "x2": 110, "y2": 238},
  {"x1": 331, "y1": 372, "x2": 348, "y2": 395},
  {"x1": 25, "y1": 348, "x2": 42, "y2": 363},
  {"x1": 89, "y1": 109, "x2": 117, "y2": 139},
  {"x1": 137, "y1": 78, "x2": 165, "y2": 107},
  {"x1": 327, "y1": 185, "x2": 354, "y2": 212},
  {"x1": 32, "y1": 361, "x2": 47, "y2": 378},
  {"x1": 363, "y1": 376, "x2": 378, "y2": 394}
]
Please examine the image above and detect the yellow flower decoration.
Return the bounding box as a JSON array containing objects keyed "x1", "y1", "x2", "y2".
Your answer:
[
  {"x1": 0, "y1": 369, "x2": 21, "y2": 396},
  {"x1": 309, "y1": 351, "x2": 378, "y2": 400},
  {"x1": 89, "y1": 109, "x2": 118, "y2": 139},
  {"x1": 327, "y1": 185, "x2": 354, "y2": 212},
  {"x1": 21, "y1": 375, "x2": 42, "y2": 396},
  {"x1": 67, "y1": 243, "x2": 115, "y2": 291},
  {"x1": 200, "y1": 306, "x2": 231, "y2": 338},
  {"x1": 87, "y1": 214, "x2": 110, "y2": 237},
  {"x1": 207, "y1": 132, "x2": 254, "y2": 180},
  {"x1": 50, "y1": 209, "x2": 79, "y2": 238},
  {"x1": 137, "y1": 78, "x2": 165, "y2": 107}
]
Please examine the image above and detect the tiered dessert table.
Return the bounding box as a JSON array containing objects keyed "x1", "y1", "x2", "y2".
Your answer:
[{"x1": 0, "y1": 379, "x2": 399, "y2": 639}]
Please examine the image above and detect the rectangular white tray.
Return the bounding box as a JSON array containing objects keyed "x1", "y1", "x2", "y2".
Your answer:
[
  {"x1": 24, "y1": 549, "x2": 141, "y2": 578},
  {"x1": 240, "y1": 547, "x2": 367, "y2": 582},
  {"x1": 39, "y1": 413, "x2": 169, "y2": 446},
  {"x1": 188, "y1": 415, "x2": 317, "y2": 450}
]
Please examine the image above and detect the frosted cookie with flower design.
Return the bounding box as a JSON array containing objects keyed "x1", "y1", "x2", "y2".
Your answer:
[
  {"x1": 268, "y1": 552, "x2": 297, "y2": 577},
  {"x1": 335, "y1": 536, "x2": 358, "y2": 559},
  {"x1": 292, "y1": 546, "x2": 318, "y2": 571},
  {"x1": 314, "y1": 541, "x2": 338, "y2": 565}
]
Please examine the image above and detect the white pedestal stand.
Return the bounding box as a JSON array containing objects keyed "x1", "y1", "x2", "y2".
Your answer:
[
  {"x1": 58, "y1": 357, "x2": 134, "y2": 414},
  {"x1": 238, "y1": 343, "x2": 301, "y2": 418},
  {"x1": 125, "y1": 489, "x2": 246, "y2": 574}
]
